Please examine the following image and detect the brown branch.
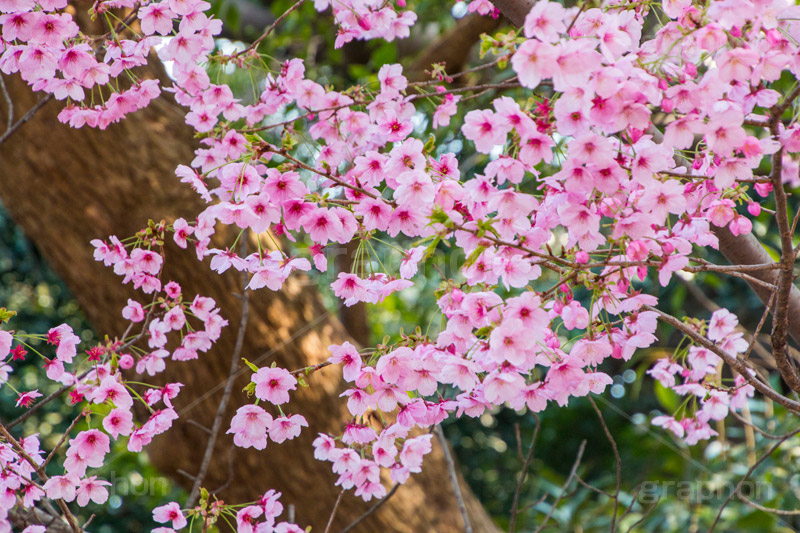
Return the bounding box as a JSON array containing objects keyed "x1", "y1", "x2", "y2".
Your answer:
[
  {"x1": 727, "y1": 410, "x2": 789, "y2": 440},
  {"x1": 532, "y1": 439, "x2": 586, "y2": 533},
  {"x1": 509, "y1": 414, "x2": 540, "y2": 532},
  {"x1": 186, "y1": 238, "x2": 249, "y2": 507},
  {"x1": 0, "y1": 74, "x2": 13, "y2": 131},
  {"x1": 323, "y1": 489, "x2": 345, "y2": 533},
  {"x1": 588, "y1": 397, "x2": 621, "y2": 533},
  {"x1": 574, "y1": 474, "x2": 613, "y2": 499},
  {"x1": 709, "y1": 427, "x2": 800, "y2": 531},
  {"x1": 766, "y1": 106, "x2": 800, "y2": 391},
  {"x1": 737, "y1": 492, "x2": 800, "y2": 515},
  {"x1": 435, "y1": 425, "x2": 472, "y2": 533},
  {"x1": 712, "y1": 229, "x2": 800, "y2": 347},
  {"x1": 0, "y1": 94, "x2": 52, "y2": 147},
  {"x1": 677, "y1": 275, "x2": 777, "y2": 365},
  {"x1": 339, "y1": 483, "x2": 400, "y2": 533},
  {"x1": 43, "y1": 413, "x2": 84, "y2": 469},
  {"x1": 623, "y1": 496, "x2": 661, "y2": 533},
  {"x1": 644, "y1": 305, "x2": 800, "y2": 412},
  {"x1": 233, "y1": 0, "x2": 307, "y2": 58},
  {"x1": 0, "y1": 424, "x2": 80, "y2": 533},
  {"x1": 9, "y1": 505, "x2": 73, "y2": 533}
]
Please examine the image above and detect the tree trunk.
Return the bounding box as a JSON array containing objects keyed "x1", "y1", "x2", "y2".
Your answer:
[{"x1": 0, "y1": 66, "x2": 497, "y2": 532}]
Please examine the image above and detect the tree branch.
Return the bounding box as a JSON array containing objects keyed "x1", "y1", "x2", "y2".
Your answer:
[
  {"x1": 588, "y1": 397, "x2": 621, "y2": 533},
  {"x1": 0, "y1": 94, "x2": 52, "y2": 147},
  {"x1": 709, "y1": 427, "x2": 800, "y2": 531},
  {"x1": 0, "y1": 424, "x2": 80, "y2": 533},
  {"x1": 644, "y1": 306, "x2": 800, "y2": 412},
  {"x1": 435, "y1": 425, "x2": 472, "y2": 533},
  {"x1": 186, "y1": 237, "x2": 249, "y2": 507},
  {"x1": 766, "y1": 108, "x2": 800, "y2": 391},
  {"x1": 508, "y1": 414, "x2": 540, "y2": 533},
  {"x1": 339, "y1": 483, "x2": 401, "y2": 533},
  {"x1": 532, "y1": 440, "x2": 586, "y2": 533}
]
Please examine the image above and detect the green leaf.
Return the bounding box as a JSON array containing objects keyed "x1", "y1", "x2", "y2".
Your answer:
[
  {"x1": 241, "y1": 357, "x2": 260, "y2": 373},
  {"x1": 463, "y1": 245, "x2": 487, "y2": 269},
  {"x1": 654, "y1": 381, "x2": 680, "y2": 412},
  {"x1": 0, "y1": 308, "x2": 16, "y2": 323}
]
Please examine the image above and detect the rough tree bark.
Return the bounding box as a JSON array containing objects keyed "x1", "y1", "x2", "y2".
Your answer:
[{"x1": 0, "y1": 66, "x2": 498, "y2": 531}]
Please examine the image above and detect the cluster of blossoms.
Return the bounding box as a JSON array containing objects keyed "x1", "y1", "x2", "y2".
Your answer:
[
  {"x1": 0, "y1": 0, "x2": 163, "y2": 127},
  {"x1": 0, "y1": 224, "x2": 234, "y2": 528},
  {"x1": 0, "y1": 222, "x2": 306, "y2": 529},
  {"x1": 150, "y1": 489, "x2": 301, "y2": 533},
  {"x1": 186, "y1": 0, "x2": 800, "y2": 502},
  {"x1": 316, "y1": 0, "x2": 417, "y2": 48},
  {"x1": 227, "y1": 366, "x2": 308, "y2": 450},
  {"x1": 650, "y1": 309, "x2": 756, "y2": 444},
  {"x1": 2, "y1": 0, "x2": 800, "y2": 527}
]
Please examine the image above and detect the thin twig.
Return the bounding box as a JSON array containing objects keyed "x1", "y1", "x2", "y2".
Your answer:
[
  {"x1": 234, "y1": 0, "x2": 307, "y2": 57},
  {"x1": 624, "y1": 496, "x2": 661, "y2": 533},
  {"x1": 509, "y1": 414, "x2": 540, "y2": 532},
  {"x1": 727, "y1": 410, "x2": 791, "y2": 440},
  {"x1": 43, "y1": 413, "x2": 84, "y2": 468},
  {"x1": 574, "y1": 474, "x2": 613, "y2": 499},
  {"x1": 0, "y1": 94, "x2": 52, "y2": 147},
  {"x1": 0, "y1": 424, "x2": 80, "y2": 533},
  {"x1": 186, "y1": 238, "x2": 249, "y2": 507},
  {"x1": 737, "y1": 492, "x2": 800, "y2": 515},
  {"x1": 588, "y1": 397, "x2": 621, "y2": 532},
  {"x1": 709, "y1": 427, "x2": 800, "y2": 531},
  {"x1": 409, "y1": 56, "x2": 508, "y2": 87},
  {"x1": 210, "y1": 445, "x2": 237, "y2": 494},
  {"x1": 532, "y1": 440, "x2": 586, "y2": 533},
  {"x1": 0, "y1": 74, "x2": 13, "y2": 131},
  {"x1": 340, "y1": 483, "x2": 400, "y2": 533},
  {"x1": 435, "y1": 424, "x2": 472, "y2": 533},
  {"x1": 324, "y1": 489, "x2": 345, "y2": 533},
  {"x1": 645, "y1": 306, "x2": 800, "y2": 413},
  {"x1": 7, "y1": 371, "x2": 88, "y2": 430},
  {"x1": 618, "y1": 485, "x2": 642, "y2": 521}
]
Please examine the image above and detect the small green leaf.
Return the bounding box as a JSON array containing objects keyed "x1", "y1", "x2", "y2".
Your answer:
[
  {"x1": 0, "y1": 308, "x2": 16, "y2": 323},
  {"x1": 241, "y1": 358, "x2": 260, "y2": 373}
]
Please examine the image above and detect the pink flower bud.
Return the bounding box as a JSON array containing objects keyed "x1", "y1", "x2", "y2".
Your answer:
[
  {"x1": 747, "y1": 202, "x2": 761, "y2": 216},
  {"x1": 754, "y1": 182, "x2": 772, "y2": 197}
]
